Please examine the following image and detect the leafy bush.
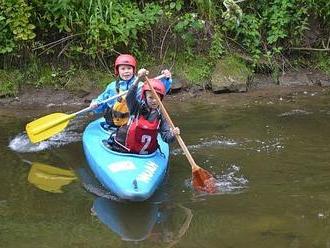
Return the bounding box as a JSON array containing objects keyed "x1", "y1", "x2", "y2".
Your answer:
[
  {"x1": 174, "y1": 13, "x2": 205, "y2": 48},
  {"x1": 1, "y1": 0, "x2": 330, "y2": 88},
  {"x1": 31, "y1": 0, "x2": 162, "y2": 58},
  {"x1": 0, "y1": 0, "x2": 35, "y2": 54}
]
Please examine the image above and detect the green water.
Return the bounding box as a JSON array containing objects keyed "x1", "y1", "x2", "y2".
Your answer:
[{"x1": 1, "y1": 89, "x2": 330, "y2": 248}]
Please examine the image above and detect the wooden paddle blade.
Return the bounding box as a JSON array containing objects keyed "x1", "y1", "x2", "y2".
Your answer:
[
  {"x1": 26, "y1": 113, "x2": 74, "y2": 143},
  {"x1": 192, "y1": 167, "x2": 218, "y2": 193}
]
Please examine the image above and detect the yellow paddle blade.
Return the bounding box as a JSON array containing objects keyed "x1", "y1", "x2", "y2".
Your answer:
[
  {"x1": 26, "y1": 112, "x2": 75, "y2": 143},
  {"x1": 28, "y1": 162, "x2": 77, "y2": 193}
]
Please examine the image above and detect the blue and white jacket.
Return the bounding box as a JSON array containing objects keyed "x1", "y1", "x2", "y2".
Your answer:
[{"x1": 92, "y1": 76, "x2": 172, "y2": 114}]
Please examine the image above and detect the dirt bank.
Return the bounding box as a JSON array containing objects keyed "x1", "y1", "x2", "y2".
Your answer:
[
  {"x1": 1, "y1": 68, "x2": 330, "y2": 114},
  {"x1": 1, "y1": 83, "x2": 329, "y2": 113}
]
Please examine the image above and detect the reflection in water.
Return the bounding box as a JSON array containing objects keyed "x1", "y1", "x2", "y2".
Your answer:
[
  {"x1": 92, "y1": 197, "x2": 192, "y2": 246},
  {"x1": 25, "y1": 160, "x2": 77, "y2": 193},
  {"x1": 92, "y1": 198, "x2": 158, "y2": 241},
  {"x1": 78, "y1": 167, "x2": 123, "y2": 202},
  {"x1": 80, "y1": 166, "x2": 193, "y2": 245}
]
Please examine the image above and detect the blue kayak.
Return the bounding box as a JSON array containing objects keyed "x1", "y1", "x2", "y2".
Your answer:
[{"x1": 82, "y1": 118, "x2": 170, "y2": 201}]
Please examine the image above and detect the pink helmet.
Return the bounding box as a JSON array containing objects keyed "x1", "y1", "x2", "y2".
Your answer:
[
  {"x1": 114, "y1": 54, "x2": 137, "y2": 76},
  {"x1": 142, "y1": 78, "x2": 166, "y2": 99}
]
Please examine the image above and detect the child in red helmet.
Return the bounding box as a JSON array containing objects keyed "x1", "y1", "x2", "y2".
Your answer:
[
  {"x1": 107, "y1": 69, "x2": 180, "y2": 155},
  {"x1": 90, "y1": 54, "x2": 172, "y2": 128}
]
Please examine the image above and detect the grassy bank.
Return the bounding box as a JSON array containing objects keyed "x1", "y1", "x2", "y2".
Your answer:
[{"x1": 1, "y1": 52, "x2": 329, "y2": 98}]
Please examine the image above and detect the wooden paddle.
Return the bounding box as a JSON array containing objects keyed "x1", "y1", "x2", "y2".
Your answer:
[
  {"x1": 145, "y1": 76, "x2": 217, "y2": 193},
  {"x1": 26, "y1": 91, "x2": 127, "y2": 143}
]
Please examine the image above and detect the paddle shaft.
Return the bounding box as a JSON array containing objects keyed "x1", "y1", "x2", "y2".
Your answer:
[
  {"x1": 75, "y1": 90, "x2": 128, "y2": 116},
  {"x1": 75, "y1": 74, "x2": 165, "y2": 116},
  {"x1": 32, "y1": 90, "x2": 129, "y2": 136},
  {"x1": 145, "y1": 77, "x2": 199, "y2": 171}
]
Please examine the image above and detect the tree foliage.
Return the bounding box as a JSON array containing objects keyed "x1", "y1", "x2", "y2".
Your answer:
[{"x1": 0, "y1": 0, "x2": 329, "y2": 69}]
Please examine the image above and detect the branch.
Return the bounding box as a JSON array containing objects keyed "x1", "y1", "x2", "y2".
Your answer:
[
  {"x1": 290, "y1": 47, "x2": 330, "y2": 52},
  {"x1": 160, "y1": 23, "x2": 174, "y2": 59},
  {"x1": 32, "y1": 33, "x2": 84, "y2": 51}
]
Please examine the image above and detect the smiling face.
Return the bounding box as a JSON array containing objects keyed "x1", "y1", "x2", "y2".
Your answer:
[
  {"x1": 145, "y1": 91, "x2": 162, "y2": 110},
  {"x1": 117, "y1": 65, "x2": 134, "y2": 81}
]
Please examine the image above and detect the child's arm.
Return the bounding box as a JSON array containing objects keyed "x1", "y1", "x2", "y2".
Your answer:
[
  {"x1": 160, "y1": 69, "x2": 172, "y2": 93},
  {"x1": 89, "y1": 82, "x2": 117, "y2": 113},
  {"x1": 159, "y1": 115, "x2": 180, "y2": 143},
  {"x1": 126, "y1": 69, "x2": 148, "y2": 114}
]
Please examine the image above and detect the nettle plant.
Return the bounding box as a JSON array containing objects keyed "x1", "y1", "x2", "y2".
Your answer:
[
  {"x1": 174, "y1": 12, "x2": 205, "y2": 47},
  {"x1": 231, "y1": 0, "x2": 313, "y2": 68},
  {"x1": 35, "y1": 0, "x2": 162, "y2": 58},
  {"x1": 0, "y1": 0, "x2": 35, "y2": 54}
]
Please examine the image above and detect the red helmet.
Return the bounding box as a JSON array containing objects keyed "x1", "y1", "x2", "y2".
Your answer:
[
  {"x1": 114, "y1": 54, "x2": 137, "y2": 76},
  {"x1": 142, "y1": 78, "x2": 166, "y2": 99}
]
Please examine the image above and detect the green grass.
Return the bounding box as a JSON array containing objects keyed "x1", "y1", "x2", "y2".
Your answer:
[
  {"x1": 314, "y1": 54, "x2": 330, "y2": 75},
  {"x1": 173, "y1": 53, "x2": 212, "y2": 85},
  {"x1": 217, "y1": 55, "x2": 252, "y2": 79},
  {"x1": 0, "y1": 64, "x2": 114, "y2": 97},
  {"x1": 0, "y1": 70, "x2": 22, "y2": 97}
]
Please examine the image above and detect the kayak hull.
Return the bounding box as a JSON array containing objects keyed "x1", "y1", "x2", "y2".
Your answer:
[{"x1": 82, "y1": 118, "x2": 170, "y2": 201}]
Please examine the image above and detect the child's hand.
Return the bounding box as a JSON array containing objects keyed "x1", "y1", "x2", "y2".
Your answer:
[
  {"x1": 137, "y1": 68, "x2": 149, "y2": 78},
  {"x1": 171, "y1": 127, "x2": 180, "y2": 136},
  {"x1": 161, "y1": 69, "x2": 171, "y2": 79},
  {"x1": 89, "y1": 101, "x2": 98, "y2": 109}
]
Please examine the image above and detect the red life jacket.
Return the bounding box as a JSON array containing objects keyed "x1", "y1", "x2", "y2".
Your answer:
[
  {"x1": 114, "y1": 112, "x2": 160, "y2": 154},
  {"x1": 125, "y1": 113, "x2": 160, "y2": 154}
]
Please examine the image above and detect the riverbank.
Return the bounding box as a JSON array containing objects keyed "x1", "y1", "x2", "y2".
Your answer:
[{"x1": 1, "y1": 81, "x2": 329, "y2": 116}]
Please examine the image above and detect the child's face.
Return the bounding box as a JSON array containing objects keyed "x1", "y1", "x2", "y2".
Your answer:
[
  {"x1": 145, "y1": 91, "x2": 161, "y2": 110},
  {"x1": 118, "y1": 65, "x2": 134, "y2": 80}
]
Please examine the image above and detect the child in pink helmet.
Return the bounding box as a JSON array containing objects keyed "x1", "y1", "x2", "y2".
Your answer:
[
  {"x1": 90, "y1": 54, "x2": 172, "y2": 129},
  {"x1": 107, "y1": 69, "x2": 180, "y2": 155}
]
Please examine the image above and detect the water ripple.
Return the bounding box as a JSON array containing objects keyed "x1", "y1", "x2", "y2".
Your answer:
[
  {"x1": 278, "y1": 109, "x2": 312, "y2": 117},
  {"x1": 239, "y1": 137, "x2": 285, "y2": 153},
  {"x1": 171, "y1": 137, "x2": 237, "y2": 155},
  {"x1": 171, "y1": 136, "x2": 284, "y2": 155}
]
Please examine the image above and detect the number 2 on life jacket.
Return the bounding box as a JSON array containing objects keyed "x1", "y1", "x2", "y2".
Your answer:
[{"x1": 140, "y1": 135, "x2": 152, "y2": 154}]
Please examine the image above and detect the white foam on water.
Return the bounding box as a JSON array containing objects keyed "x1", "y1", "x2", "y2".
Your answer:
[
  {"x1": 214, "y1": 164, "x2": 249, "y2": 193},
  {"x1": 171, "y1": 137, "x2": 237, "y2": 155},
  {"x1": 185, "y1": 164, "x2": 248, "y2": 197},
  {"x1": 170, "y1": 135, "x2": 285, "y2": 156},
  {"x1": 278, "y1": 109, "x2": 312, "y2": 117},
  {"x1": 8, "y1": 130, "x2": 82, "y2": 153},
  {"x1": 8, "y1": 117, "x2": 86, "y2": 153},
  {"x1": 239, "y1": 137, "x2": 285, "y2": 153}
]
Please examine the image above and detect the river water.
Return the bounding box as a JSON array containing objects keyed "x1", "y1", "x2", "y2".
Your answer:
[{"x1": 1, "y1": 88, "x2": 330, "y2": 247}]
